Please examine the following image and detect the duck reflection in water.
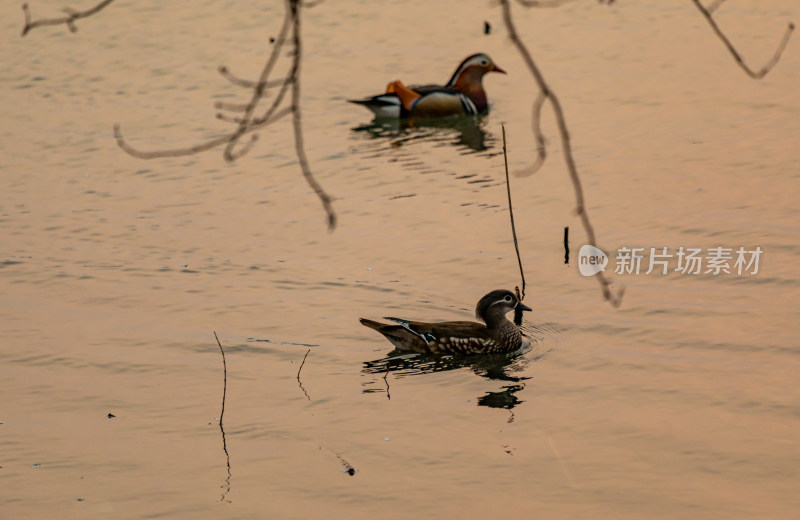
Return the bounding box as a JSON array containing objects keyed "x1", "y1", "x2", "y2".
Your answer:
[
  {"x1": 362, "y1": 346, "x2": 536, "y2": 413},
  {"x1": 351, "y1": 114, "x2": 494, "y2": 153}
]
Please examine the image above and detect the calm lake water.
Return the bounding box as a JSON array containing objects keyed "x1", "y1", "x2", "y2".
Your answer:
[{"x1": 2, "y1": 1, "x2": 799, "y2": 518}]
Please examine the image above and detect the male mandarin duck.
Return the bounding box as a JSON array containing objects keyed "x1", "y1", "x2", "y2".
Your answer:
[
  {"x1": 349, "y1": 53, "x2": 506, "y2": 119},
  {"x1": 360, "y1": 289, "x2": 531, "y2": 355}
]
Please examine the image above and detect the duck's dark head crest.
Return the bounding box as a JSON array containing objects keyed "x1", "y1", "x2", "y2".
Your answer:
[{"x1": 475, "y1": 289, "x2": 519, "y2": 322}]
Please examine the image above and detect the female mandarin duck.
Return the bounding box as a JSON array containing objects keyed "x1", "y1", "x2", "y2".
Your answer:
[
  {"x1": 349, "y1": 53, "x2": 506, "y2": 119},
  {"x1": 360, "y1": 290, "x2": 531, "y2": 355}
]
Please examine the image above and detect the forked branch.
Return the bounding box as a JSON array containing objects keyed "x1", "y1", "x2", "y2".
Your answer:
[
  {"x1": 691, "y1": 0, "x2": 794, "y2": 79},
  {"x1": 21, "y1": 0, "x2": 115, "y2": 36},
  {"x1": 113, "y1": 0, "x2": 337, "y2": 230}
]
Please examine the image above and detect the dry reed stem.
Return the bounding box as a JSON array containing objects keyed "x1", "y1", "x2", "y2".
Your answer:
[
  {"x1": 213, "y1": 331, "x2": 232, "y2": 502},
  {"x1": 501, "y1": 125, "x2": 528, "y2": 325},
  {"x1": 296, "y1": 349, "x2": 311, "y2": 400}
]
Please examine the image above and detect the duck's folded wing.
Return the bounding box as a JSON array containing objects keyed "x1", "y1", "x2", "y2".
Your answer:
[
  {"x1": 386, "y1": 319, "x2": 491, "y2": 343},
  {"x1": 395, "y1": 84, "x2": 477, "y2": 117},
  {"x1": 411, "y1": 91, "x2": 477, "y2": 117},
  {"x1": 382, "y1": 317, "x2": 438, "y2": 346},
  {"x1": 349, "y1": 84, "x2": 476, "y2": 118},
  {"x1": 360, "y1": 318, "x2": 434, "y2": 353}
]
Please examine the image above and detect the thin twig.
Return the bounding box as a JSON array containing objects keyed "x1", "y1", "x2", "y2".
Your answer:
[
  {"x1": 216, "y1": 113, "x2": 250, "y2": 125},
  {"x1": 213, "y1": 331, "x2": 231, "y2": 502},
  {"x1": 218, "y1": 66, "x2": 289, "y2": 90},
  {"x1": 215, "y1": 101, "x2": 251, "y2": 113},
  {"x1": 296, "y1": 348, "x2": 311, "y2": 400},
  {"x1": 21, "y1": 0, "x2": 115, "y2": 36},
  {"x1": 297, "y1": 349, "x2": 310, "y2": 380},
  {"x1": 289, "y1": 0, "x2": 336, "y2": 230},
  {"x1": 501, "y1": 0, "x2": 623, "y2": 307},
  {"x1": 113, "y1": 106, "x2": 293, "y2": 158},
  {"x1": 214, "y1": 331, "x2": 228, "y2": 424},
  {"x1": 501, "y1": 125, "x2": 526, "y2": 304},
  {"x1": 691, "y1": 0, "x2": 794, "y2": 79},
  {"x1": 222, "y1": 4, "x2": 294, "y2": 161},
  {"x1": 114, "y1": 0, "x2": 337, "y2": 230},
  {"x1": 515, "y1": 0, "x2": 581, "y2": 8},
  {"x1": 516, "y1": 91, "x2": 548, "y2": 177},
  {"x1": 114, "y1": 110, "x2": 284, "y2": 158}
]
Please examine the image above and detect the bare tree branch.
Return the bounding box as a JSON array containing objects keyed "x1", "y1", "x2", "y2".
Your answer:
[
  {"x1": 113, "y1": 0, "x2": 337, "y2": 230},
  {"x1": 515, "y1": 0, "x2": 582, "y2": 8},
  {"x1": 113, "y1": 107, "x2": 291, "y2": 158},
  {"x1": 218, "y1": 65, "x2": 290, "y2": 90},
  {"x1": 288, "y1": 0, "x2": 336, "y2": 230},
  {"x1": 221, "y1": 4, "x2": 294, "y2": 161},
  {"x1": 501, "y1": 0, "x2": 624, "y2": 307},
  {"x1": 516, "y1": 91, "x2": 547, "y2": 177},
  {"x1": 215, "y1": 101, "x2": 251, "y2": 114},
  {"x1": 21, "y1": 0, "x2": 115, "y2": 36},
  {"x1": 691, "y1": 0, "x2": 794, "y2": 79}
]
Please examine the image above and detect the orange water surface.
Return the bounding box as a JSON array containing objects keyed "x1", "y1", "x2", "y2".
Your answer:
[{"x1": 1, "y1": 1, "x2": 799, "y2": 518}]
